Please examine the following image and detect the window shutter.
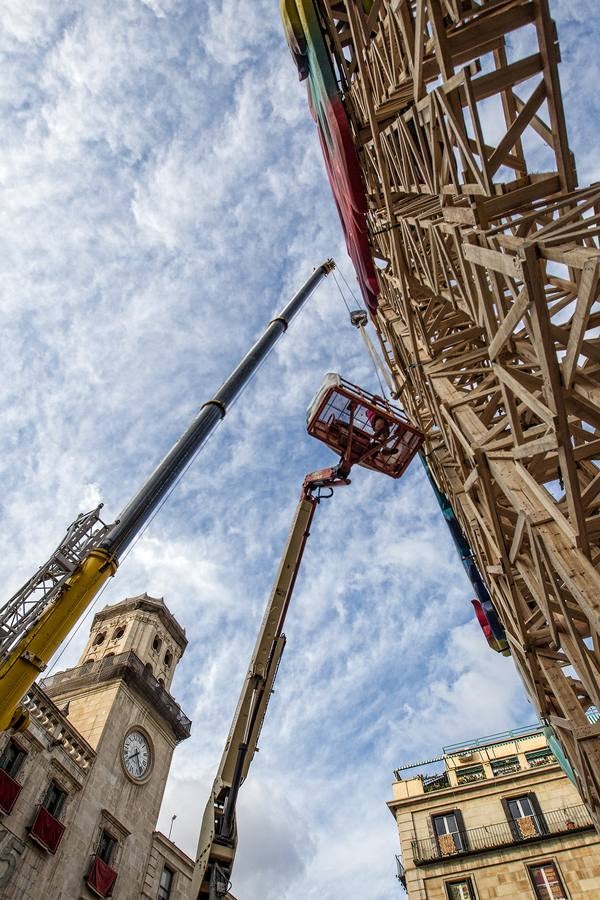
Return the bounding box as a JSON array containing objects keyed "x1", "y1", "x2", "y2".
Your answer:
[
  {"x1": 501, "y1": 797, "x2": 521, "y2": 841},
  {"x1": 527, "y1": 792, "x2": 548, "y2": 834},
  {"x1": 453, "y1": 808, "x2": 470, "y2": 851}
]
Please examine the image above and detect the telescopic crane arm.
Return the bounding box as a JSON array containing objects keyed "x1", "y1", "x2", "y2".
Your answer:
[
  {"x1": 0, "y1": 260, "x2": 335, "y2": 732},
  {"x1": 191, "y1": 465, "x2": 351, "y2": 900},
  {"x1": 192, "y1": 376, "x2": 424, "y2": 899}
]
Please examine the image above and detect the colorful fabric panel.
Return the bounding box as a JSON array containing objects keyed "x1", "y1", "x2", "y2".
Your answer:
[{"x1": 280, "y1": 0, "x2": 380, "y2": 312}]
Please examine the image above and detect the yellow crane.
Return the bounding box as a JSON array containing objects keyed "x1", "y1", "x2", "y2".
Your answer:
[{"x1": 0, "y1": 261, "x2": 335, "y2": 732}]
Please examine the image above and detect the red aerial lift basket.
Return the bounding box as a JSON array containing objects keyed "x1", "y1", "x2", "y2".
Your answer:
[{"x1": 306, "y1": 374, "x2": 423, "y2": 479}]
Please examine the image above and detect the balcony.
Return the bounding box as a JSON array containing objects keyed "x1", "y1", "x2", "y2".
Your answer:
[
  {"x1": 395, "y1": 855, "x2": 406, "y2": 890},
  {"x1": 42, "y1": 651, "x2": 191, "y2": 742},
  {"x1": 29, "y1": 806, "x2": 65, "y2": 854},
  {"x1": 491, "y1": 758, "x2": 521, "y2": 778},
  {"x1": 411, "y1": 804, "x2": 593, "y2": 864},
  {"x1": 423, "y1": 772, "x2": 449, "y2": 793},
  {"x1": 85, "y1": 856, "x2": 118, "y2": 897},
  {"x1": 0, "y1": 768, "x2": 22, "y2": 814},
  {"x1": 456, "y1": 765, "x2": 486, "y2": 786}
]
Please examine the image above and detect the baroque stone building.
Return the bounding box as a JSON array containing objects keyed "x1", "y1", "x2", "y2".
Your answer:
[
  {"x1": 0, "y1": 594, "x2": 194, "y2": 899},
  {"x1": 389, "y1": 724, "x2": 600, "y2": 899}
]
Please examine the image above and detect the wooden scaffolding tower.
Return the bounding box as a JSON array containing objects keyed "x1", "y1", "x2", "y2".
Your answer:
[{"x1": 305, "y1": 0, "x2": 600, "y2": 828}]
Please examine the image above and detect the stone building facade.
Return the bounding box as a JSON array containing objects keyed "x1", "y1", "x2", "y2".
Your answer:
[
  {"x1": 0, "y1": 594, "x2": 194, "y2": 899},
  {"x1": 389, "y1": 724, "x2": 600, "y2": 899}
]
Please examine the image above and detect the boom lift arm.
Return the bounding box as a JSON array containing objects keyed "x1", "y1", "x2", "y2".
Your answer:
[
  {"x1": 0, "y1": 260, "x2": 335, "y2": 731},
  {"x1": 192, "y1": 379, "x2": 424, "y2": 899},
  {"x1": 192, "y1": 465, "x2": 351, "y2": 900}
]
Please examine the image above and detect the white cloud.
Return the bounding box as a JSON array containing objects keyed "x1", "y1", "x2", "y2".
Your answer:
[{"x1": 1, "y1": 1, "x2": 592, "y2": 898}]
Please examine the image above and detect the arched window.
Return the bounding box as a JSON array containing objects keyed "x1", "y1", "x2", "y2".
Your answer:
[
  {"x1": 164, "y1": 650, "x2": 173, "y2": 668},
  {"x1": 112, "y1": 626, "x2": 125, "y2": 640},
  {"x1": 93, "y1": 631, "x2": 106, "y2": 646},
  {"x1": 158, "y1": 678, "x2": 165, "y2": 687},
  {"x1": 145, "y1": 662, "x2": 153, "y2": 676},
  {"x1": 152, "y1": 635, "x2": 162, "y2": 652}
]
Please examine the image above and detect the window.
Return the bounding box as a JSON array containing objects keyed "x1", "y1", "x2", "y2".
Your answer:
[
  {"x1": 42, "y1": 781, "x2": 67, "y2": 819},
  {"x1": 93, "y1": 631, "x2": 106, "y2": 646},
  {"x1": 502, "y1": 793, "x2": 546, "y2": 839},
  {"x1": 528, "y1": 862, "x2": 567, "y2": 900},
  {"x1": 112, "y1": 626, "x2": 125, "y2": 640},
  {"x1": 158, "y1": 865, "x2": 174, "y2": 900},
  {"x1": 0, "y1": 740, "x2": 26, "y2": 779},
  {"x1": 433, "y1": 810, "x2": 467, "y2": 853},
  {"x1": 164, "y1": 650, "x2": 173, "y2": 668},
  {"x1": 97, "y1": 829, "x2": 117, "y2": 866},
  {"x1": 152, "y1": 635, "x2": 162, "y2": 652},
  {"x1": 145, "y1": 662, "x2": 154, "y2": 676},
  {"x1": 446, "y1": 878, "x2": 476, "y2": 900}
]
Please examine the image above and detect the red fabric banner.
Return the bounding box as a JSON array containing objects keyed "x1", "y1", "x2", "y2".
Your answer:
[
  {"x1": 0, "y1": 768, "x2": 22, "y2": 814},
  {"x1": 29, "y1": 806, "x2": 65, "y2": 853},
  {"x1": 86, "y1": 857, "x2": 118, "y2": 898}
]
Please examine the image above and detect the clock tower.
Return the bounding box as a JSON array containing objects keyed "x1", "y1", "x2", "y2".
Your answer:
[{"x1": 38, "y1": 594, "x2": 191, "y2": 898}]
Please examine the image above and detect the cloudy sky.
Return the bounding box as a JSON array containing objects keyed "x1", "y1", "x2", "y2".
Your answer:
[{"x1": 2, "y1": 2, "x2": 599, "y2": 898}]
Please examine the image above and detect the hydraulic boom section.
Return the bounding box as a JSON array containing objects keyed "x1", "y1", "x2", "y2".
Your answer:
[
  {"x1": 192, "y1": 376, "x2": 424, "y2": 899},
  {"x1": 192, "y1": 466, "x2": 350, "y2": 900},
  {"x1": 0, "y1": 260, "x2": 335, "y2": 732}
]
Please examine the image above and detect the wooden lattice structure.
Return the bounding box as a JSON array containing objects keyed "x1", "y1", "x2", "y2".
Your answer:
[{"x1": 283, "y1": 0, "x2": 600, "y2": 830}]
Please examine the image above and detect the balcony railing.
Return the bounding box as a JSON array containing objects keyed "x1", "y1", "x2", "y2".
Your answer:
[
  {"x1": 527, "y1": 753, "x2": 556, "y2": 769},
  {"x1": 43, "y1": 651, "x2": 191, "y2": 742},
  {"x1": 423, "y1": 772, "x2": 449, "y2": 793},
  {"x1": 456, "y1": 769, "x2": 486, "y2": 785},
  {"x1": 395, "y1": 855, "x2": 406, "y2": 890},
  {"x1": 491, "y1": 761, "x2": 521, "y2": 777},
  {"x1": 411, "y1": 804, "x2": 593, "y2": 864}
]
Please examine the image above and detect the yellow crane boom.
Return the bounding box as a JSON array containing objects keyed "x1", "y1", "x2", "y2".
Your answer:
[{"x1": 0, "y1": 261, "x2": 335, "y2": 732}]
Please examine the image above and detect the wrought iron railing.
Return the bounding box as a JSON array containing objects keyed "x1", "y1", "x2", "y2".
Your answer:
[
  {"x1": 411, "y1": 804, "x2": 593, "y2": 864},
  {"x1": 527, "y1": 753, "x2": 556, "y2": 769},
  {"x1": 456, "y1": 769, "x2": 486, "y2": 785},
  {"x1": 423, "y1": 772, "x2": 449, "y2": 793},
  {"x1": 491, "y1": 761, "x2": 521, "y2": 777},
  {"x1": 395, "y1": 855, "x2": 406, "y2": 890}
]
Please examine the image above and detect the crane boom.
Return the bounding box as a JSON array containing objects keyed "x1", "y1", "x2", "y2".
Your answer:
[
  {"x1": 192, "y1": 466, "x2": 350, "y2": 899},
  {"x1": 191, "y1": 377, "x2": 424, "y2": 899},
  {"x1": 0, "y1": 260, "x2": 335, "y2": 732}
]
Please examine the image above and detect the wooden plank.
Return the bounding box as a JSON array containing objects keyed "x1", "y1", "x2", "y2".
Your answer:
[
  {"x1": 462, "y1": 242, "x2": 521, "y2": 278},
  {"x1": 488, "y1": 288, "x2": 530, "y2": 360},
  {"x1": 487, "y1": 80, "x2": 546, "y2": 176},
  {"x1": 562, "y1": 261, "x2": 600, "y2": 389}
]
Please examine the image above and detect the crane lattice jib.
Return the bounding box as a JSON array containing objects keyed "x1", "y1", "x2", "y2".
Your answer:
[
  {"x1": 0, "y1": 507, "x2": 111, "y2": 660},
  {"x1": 281, "y1": 0, "x2": 600, "y2": 831}
]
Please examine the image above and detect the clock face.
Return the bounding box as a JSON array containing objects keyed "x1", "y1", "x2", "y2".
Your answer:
[{"x1": 122, "y1": 730, "x2": 152, "y2": 781}]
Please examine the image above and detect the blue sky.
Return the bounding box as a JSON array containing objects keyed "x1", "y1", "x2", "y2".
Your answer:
[{"x1": 2, "y1": 2, "x2": 599, "y2": 898}]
